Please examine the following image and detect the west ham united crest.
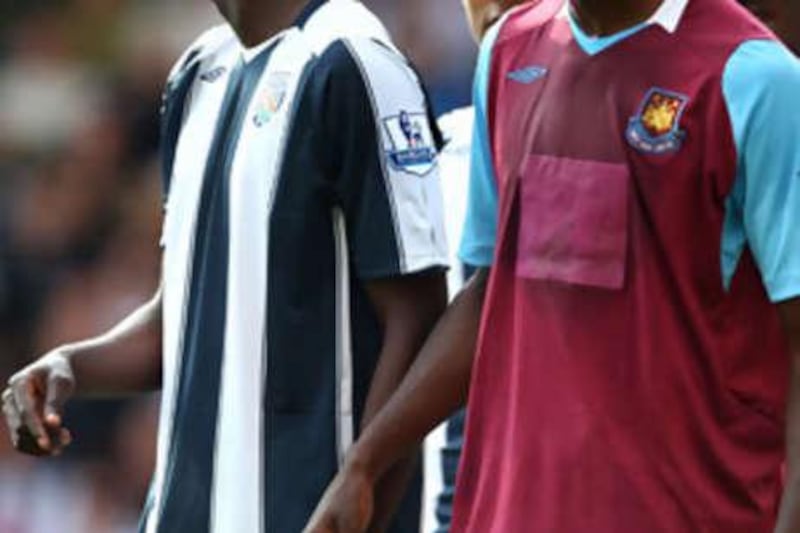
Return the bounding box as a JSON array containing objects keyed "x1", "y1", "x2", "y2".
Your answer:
[
  {"x1": 626, "y1": 88, "x2": 689, "y2": 154},
  {"x1": 253, "y1": 72, "x2": 291, "y2": 127},
  {"x1": 383, "y1": 111, "x2": 436, "y2": 176}
]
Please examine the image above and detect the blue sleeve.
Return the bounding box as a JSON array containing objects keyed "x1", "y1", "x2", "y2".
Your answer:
[
  {"x1": 457, "y1": 22, "x2": 501, "y2": 268},
  {"x1": 721, "y1": 40, "x2": 800, "y2": 303}
]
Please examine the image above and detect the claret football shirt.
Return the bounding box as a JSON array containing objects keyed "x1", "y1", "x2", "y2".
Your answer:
[{"x1": 455, "y1": 0, "x2": 800, "y2": 531}]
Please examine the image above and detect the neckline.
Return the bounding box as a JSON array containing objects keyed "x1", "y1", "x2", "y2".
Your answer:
[
  {"x1": 567, "y1": 11, "x2": 652, "y2": 56},
  {"x1": 240, "y1": 0, "x2": 327, "y2": 63},
  {"x1": 564, "y1": 0, "x2": 687, "y2": 56}
]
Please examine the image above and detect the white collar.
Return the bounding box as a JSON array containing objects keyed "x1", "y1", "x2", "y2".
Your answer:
[
  {"x1": 648, "y1": 0, "x2": 690, "y2": 34},
  {"x1": 239, "y1": 1, "x2": 397, "y2": 61},
  {"x1": 241, "y1": 30, "x2": 291, "y2": 63},
  {"x1": 561, "y1": 0, "x2": 690, "y2": 35}
]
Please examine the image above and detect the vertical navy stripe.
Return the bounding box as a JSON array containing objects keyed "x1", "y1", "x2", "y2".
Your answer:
[
  {"x1": 160, "y1": 55, "x2": 201, "y2": 203},
  {"x1": 261, "y1": 41, "x2": 421, "y2": 532},
  {"x1": 157, "y1": 46, "x2": 276, "y2": 533},
  {"x1": 262, "y1": 58, "x2": 339, "y2": 533}
]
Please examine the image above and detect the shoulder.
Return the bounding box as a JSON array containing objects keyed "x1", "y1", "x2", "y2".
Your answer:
[
  {"x1": 724, "y1": 39, "x2": 800, "y2": 89},
  {"x1": 309, "y1": 36, "x2": 422, "y2": 106},
  {"x1": 676, "y1": 0, "x2": 777, "y2": 63},
  {"x1": 722, "y1": 39, "x2": 800, "y2": 118},
  {"x1": 684, "y1": 0, "x2": 773, "y2": 40},
  {"x1": 338, "y1": 36, "x2": 418, "y2": 88},
  {"x1": 300, "y1": 0, "x2": 404, "y2": 68},
  {"x1": 318, "y1": 35, "x2": 413, "y2": 78},
  {"x1": 298, "y1": 1, "x2": 418, "y2": 91},
  {"x1": 497, "y1": 0, "x2": 566, "y2": 45},
  {"x1": 165, "y1": 24, "x2": 237, "y2": 84}
]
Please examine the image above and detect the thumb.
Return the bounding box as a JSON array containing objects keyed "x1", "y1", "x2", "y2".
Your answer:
[{"x1": 44, "y1": 371, "x2": 73, "y2": 425}]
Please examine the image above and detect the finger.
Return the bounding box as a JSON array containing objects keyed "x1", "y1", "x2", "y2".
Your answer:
[
  {"x1": 50, "y1": 427, "x2": 72, "y2": 456},
  {"x1": 44, "y1": 372, "x2": 73, "y2": 427},
  {"x1": 11, "y1": 377, "x2": 49, "y2": 450},
  {"x1": 2, "y1": 390, "x2": 22, "y2": 445},
  {"x1": 4, "y1": 390, "x2": 49, "y2": 456},
  {"x1": 305, "y1": 521, "x2": 335, "y2": 533},
  {"x1": 303, "y1": 512, "x2": 335, "y2": 533},
  {"x1": 14, "y1": 427, "x2": 50, "y2": 457}
]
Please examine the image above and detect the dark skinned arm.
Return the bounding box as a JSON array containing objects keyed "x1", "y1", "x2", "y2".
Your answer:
[
  {"x1": 360, "y1": 269, "x2": 447, "y2": 532},
  {"x1": 305, "y1": 268, "x2": 489, "y2": 533},
  {"x1": 774, "y1": 297, "x2": 800, "y2": 533},
  {"x1": 2, "y1": 284, "x2": 163, "y2": 456}
]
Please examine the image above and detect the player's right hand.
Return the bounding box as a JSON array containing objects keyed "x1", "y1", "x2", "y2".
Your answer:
[
  {"x1": 303, "y1": 458, "x2": 374, "y2": 533},
  {"x1": 2, "y1": 349, "x2": 75, "y2": 456}
]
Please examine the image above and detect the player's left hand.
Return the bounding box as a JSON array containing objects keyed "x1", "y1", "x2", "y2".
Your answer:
[
  {"x1": 304, "y1": 459, "x2": 374, "y2": 533},
  {"x1": 2, "y1": 350, "x2": 75, "y2": 456}
]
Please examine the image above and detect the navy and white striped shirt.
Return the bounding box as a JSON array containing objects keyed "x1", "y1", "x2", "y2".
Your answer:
[{"x1": 144, "y1": 1, "x2": 448, "y2": 532}]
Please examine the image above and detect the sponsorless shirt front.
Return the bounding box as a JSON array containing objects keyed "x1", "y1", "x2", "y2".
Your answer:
[
  {"x1": 144, "y1": 1, "x2": 448, "y2": 532},
  {"x1": 456, "y1": 0, "x2": 800, "y2": 531}
]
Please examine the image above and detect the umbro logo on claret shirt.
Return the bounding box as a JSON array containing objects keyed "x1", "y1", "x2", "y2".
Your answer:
[{"x1": 507, "y1": 66, "x2": 548, "y2": 84}]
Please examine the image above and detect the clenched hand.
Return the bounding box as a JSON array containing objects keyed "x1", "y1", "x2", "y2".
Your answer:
[{"x1": 2, "y1": 349, "x2": 75, "y2": 456}]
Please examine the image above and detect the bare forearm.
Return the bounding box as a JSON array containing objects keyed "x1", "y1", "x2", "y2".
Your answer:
[
  {"x1": 352, "y1": 269, "x2": 487, "y2": 484},
  {"x1": 67, "y1": 286, "x2": 163, "y2": 396},
  {"x1": 361, "y1": 271, "x2": 447, "y2": 530},
  {"x1": 362, "y1": 271, "x2": 447, "y2": 424},
  {"x1": 776, "y1": 298, "x2": 800, "y2": 533}
]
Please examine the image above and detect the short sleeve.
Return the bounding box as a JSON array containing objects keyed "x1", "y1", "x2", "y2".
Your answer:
[
  {"x1": 160, "y1": 59, "x2": 200, "y2": 207},
  {"x1": 159, "y1": 25, "x2": 232, "y2": 248},
  {"x1": 721, "y1": 40, "x2": 800, "y2": 302},
  {"x1": 458, "y1": 23, "x2": 501, "y2": 268},
  {"x1": 318, "y1": 39, "x2": 448, "y2": 280},
  {"x1": 160, "y1": 25, "x2": 232, "y2": 207}
]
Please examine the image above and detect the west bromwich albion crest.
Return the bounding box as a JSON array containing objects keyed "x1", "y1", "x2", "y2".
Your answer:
[
  {"x1": 626, "y1": 88, "x2": 689, "y2": 154},
  {"x1": 253, "y1": 72, "x2": 291, "y2": 127},
  {"x1": 383, "y1": 111, "x2": 437, "y2": 176}
]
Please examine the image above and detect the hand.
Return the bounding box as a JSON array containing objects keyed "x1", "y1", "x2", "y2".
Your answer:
[
  {"x1": 2, "y1": 349, "x2": 75, "y2": 456},
  {"x1": 304, "y1": 459, "x2": 375, "y2": 533}
]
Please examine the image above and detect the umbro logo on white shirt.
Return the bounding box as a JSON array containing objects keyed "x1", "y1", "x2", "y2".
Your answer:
[{"x1": 200, "y1": 66, "x2": 227, "y2": 83}]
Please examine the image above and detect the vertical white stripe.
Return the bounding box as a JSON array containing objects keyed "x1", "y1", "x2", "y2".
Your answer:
[
  {"x1": 333, "y1": 208, "x2": 355, "y2": 464},
  {"x1": 209, "y1": 29, "x2": 312, "y2": 533},
  {"x1": 208, "y1": 142, "x2": 269, "y2": 533},
  {"x1": 146, "y1": 38, "x2": 239, "y2": 533}
]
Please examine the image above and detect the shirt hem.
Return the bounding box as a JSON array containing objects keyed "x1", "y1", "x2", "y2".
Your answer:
[
  {"x1": 358, "y1": 255, "x2": 449, "y2": 281},
  {"x1": 766, "y1": 274, "x2": 800, "y2": 303},
  {"x1": 458, "y1": 245, "x2": 495, "y2": 268}
]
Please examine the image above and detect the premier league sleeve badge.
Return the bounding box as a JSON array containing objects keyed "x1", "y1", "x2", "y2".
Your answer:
[
  {"x1": 383, "y1": 110, "x2": 437, "y2": 176},
  {"x1": 626, "y1": 88, "x2": 689, "y2": 155}
]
